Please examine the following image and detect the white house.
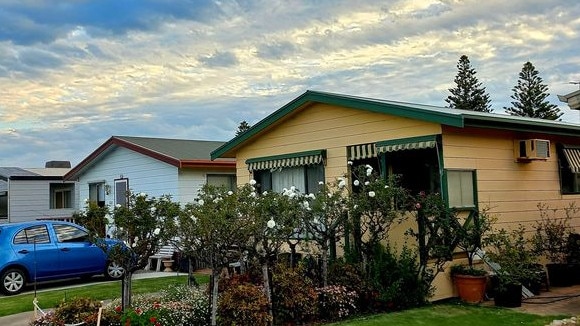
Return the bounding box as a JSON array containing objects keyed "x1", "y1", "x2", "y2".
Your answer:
[{"x1": 64, "y1": 136, "x2": 236, "y2": 211}]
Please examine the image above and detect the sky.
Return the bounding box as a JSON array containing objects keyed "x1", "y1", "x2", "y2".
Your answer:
[{"x1": 0, "y1": 0, "x2": 579, "y2": 168}]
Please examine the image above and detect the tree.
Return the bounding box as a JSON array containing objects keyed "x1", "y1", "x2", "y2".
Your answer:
[
  {"x1": 446, "y1": 55, "x2": 492, "y2": 112},
  {"x1": 236, "y1": 120, "x2": 251, "y2": 136},
  {"x1": 504, "y1": 61, "x2": 562, "y2": 120}
]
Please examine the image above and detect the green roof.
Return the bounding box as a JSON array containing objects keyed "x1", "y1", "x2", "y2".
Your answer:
[{"x1": 211, "y1": 90, "x2": 580, "y2": 159}]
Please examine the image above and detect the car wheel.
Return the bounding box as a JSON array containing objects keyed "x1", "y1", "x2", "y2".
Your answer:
[
  {"x1": 1, "y1": 268, "x2": 26, "y2": 295},
  {"x1": 105, "y1": 261, "x2": 124, "y2": 280}
]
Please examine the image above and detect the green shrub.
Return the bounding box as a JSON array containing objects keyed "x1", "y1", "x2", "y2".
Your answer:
[
  {"x1": 217, "y1": 282, "x2": 271, "y2": 326},
  {"x1": 158, "y1": 284, "x2": 210, "y2": 325},
  {"x1": 30, "y1": 297, "x2": 107, "y2": 326},
  {"x1": 271, "y1": 263, "x2": 318, "y2": 324}
]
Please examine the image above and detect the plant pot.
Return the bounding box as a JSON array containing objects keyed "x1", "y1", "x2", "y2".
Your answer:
[
  {"x1": 546, "y1": 263, "x2": 574, "y2": 287},
  {"x1": 494, "y1": 282, "x2": 522, "y2": 308},
  {"x1": 454, "y1": 274, "x2": 488, "y2": 304}
]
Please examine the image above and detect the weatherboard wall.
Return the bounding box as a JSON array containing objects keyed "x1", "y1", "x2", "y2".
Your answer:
[{"x1": 8, "y1": 179, "x2": 76, "y2": 223}]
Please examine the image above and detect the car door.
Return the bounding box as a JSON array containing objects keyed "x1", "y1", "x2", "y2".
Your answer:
[
  {"x1": 52, "y1": 224, "x2": 106, "y2": 276},
  {"x1": 11, "y1": 224, "x2": 60, "y2": 280}
]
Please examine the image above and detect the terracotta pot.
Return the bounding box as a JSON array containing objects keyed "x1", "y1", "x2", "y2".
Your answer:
[{"x1": 454, "y1": 274, "x2": 488, "y2": 303}]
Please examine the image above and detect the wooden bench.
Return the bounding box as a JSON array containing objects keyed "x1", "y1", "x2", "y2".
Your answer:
[{"x1": 146, "y1": 245, "x2": 175, "y2": 272}]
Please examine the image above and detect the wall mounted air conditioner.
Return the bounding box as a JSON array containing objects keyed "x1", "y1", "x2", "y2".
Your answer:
[{"x1": 514, "y1": 139, "x2": 550, "y2": 161}]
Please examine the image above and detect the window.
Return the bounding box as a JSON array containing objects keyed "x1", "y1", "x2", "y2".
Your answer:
[
  {"x1": 207, "y1": 174, "x2": 236, "y2": 191},
  {"x1": 13, "y1": 225, "x2": 50, "y2": 244},
  {"x1": 0, "y1": 191, "x2": 7, "y2": 218},
  {"x1": 115, "y1": 179, "x2": 128, "y2": 207},
  {"x1": 558, "y1": 145, "x2": 580, "y2": 194},
  {"x1": 446, "y1": 170, "x2": 476, "y2": 208},
  {"x1": 89, "y1": 182, "x2": 106, "y2": 207},
  {"x1": 54, "y1": 224, "x2": 89, "y2": 243},
  {"x1": 248, "y1": 150, "x2": 326, "y2": 194},
  {"x1": 50, "y1": 183, "x2": 74, "y2": 209}
]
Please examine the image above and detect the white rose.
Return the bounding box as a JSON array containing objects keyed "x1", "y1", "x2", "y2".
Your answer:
[{"x1": 368, "y1": 191, "x2": 376, "y2": 197}]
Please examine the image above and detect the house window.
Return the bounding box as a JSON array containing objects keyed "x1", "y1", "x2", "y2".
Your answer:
[
  {"x1": 377, "y1": 135, "x2": 441, "y2": 195},
  {"x1": 115, "y1": 179, "x2": 128, "y2": 207},
  {"x1": 207, "y1": 174, "x2": 236, "y2": 191},
  {"x1": 446, "y1": 170, "x2": 476, "y2": 209},
  {"x1": 50, "y1": 183, "x2": 74, "y2": 209},
  {"x1": 558, "y1": 145, "x2": 580, "y2": 194},
  {"x1": 248, "y1": 150, "x2": 326, "y2": 194},
  {"x1": 89, "y1": 182, "x2": 106, "y2": 207},
  {"x1": 0, "y1": 191, "x2": 7, "y2": 218}
]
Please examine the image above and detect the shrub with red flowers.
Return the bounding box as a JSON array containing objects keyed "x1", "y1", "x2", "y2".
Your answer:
[{"x1": 119, "y1": 303, "x2": 162, "y2": 326}]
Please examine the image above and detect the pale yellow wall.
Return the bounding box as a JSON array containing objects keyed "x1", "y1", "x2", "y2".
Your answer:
[
  {"x1": 442, "y1": 126, "x2": 580, "y2": 232},
  {"x1": 235, "y1": 102, "x2": 442, "y2": 184}
]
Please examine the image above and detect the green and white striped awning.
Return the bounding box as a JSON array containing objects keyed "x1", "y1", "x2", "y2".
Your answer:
[
  {"x1": 562, "y1": 147, "x2": 580, "y2": 174},
  {"x1": 246, "y1": 150, "x2": 325, "y2": 171},
  {"x1": 347, "y1": 143, "x2": 377, "y2": 160},
  {"x1": 376, "y1": 135, "x2": 438, "y2": 153}
]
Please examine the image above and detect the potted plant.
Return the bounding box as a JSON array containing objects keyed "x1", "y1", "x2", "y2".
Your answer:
[
  {"x1": 450, "y1": 208, "x2": 494, "y2": 304},
  {"x1": 486, "y1": 226, "x2": 541, "y2": 307},
  {"x1": 532, "y1": 203, "x2": 575, "y2": 287}
]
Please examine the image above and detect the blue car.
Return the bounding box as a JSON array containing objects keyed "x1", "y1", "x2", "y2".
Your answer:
[{"x1": 0, "y1": 220, "x2": 125, "y2": 295}]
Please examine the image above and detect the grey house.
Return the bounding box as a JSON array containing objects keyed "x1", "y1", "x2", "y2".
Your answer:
[{"x1": 0, "y1": 162, "x2": 76, "y2": 223}]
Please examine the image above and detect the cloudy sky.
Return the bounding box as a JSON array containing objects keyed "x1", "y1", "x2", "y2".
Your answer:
[{"x1": 0, "y1": 0, "x2": 579, "y2": 168}]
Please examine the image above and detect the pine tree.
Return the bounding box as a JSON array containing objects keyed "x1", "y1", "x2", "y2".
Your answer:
[
  {"x1": 235, "y1": 120, "x2": 251, "y2": 136},
  {"x1": 504, "y1": 61, "x2": 562, "y2": 120},
  {"x1": 446, "y1": 55, "x2": 492, "y2": 112}
]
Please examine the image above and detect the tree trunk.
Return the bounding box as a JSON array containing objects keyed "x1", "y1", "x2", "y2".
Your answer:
[
  {"x1": 211, "y1": 268, "x2": 220, "y2": 326},
  {"x1": 121, "y1": 271, "x2": 132, "y2": 309},
  {"x1": 262, "y1": 262, "x2": 273, "y2": 326},
  {"x1": 321, "y1": 245, "x2": 329, "y2": 287}
]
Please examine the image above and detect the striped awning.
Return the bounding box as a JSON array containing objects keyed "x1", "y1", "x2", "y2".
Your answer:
[
  {"x1": 347, "y1": 143, "x2": 377, "y2": 160},
  {"x1": 246, "y1": 150, "x2": 325, "y2": 171},
  {"x1": 376, "y1": 135, "x2": 438, "y2": 153},
  {"x1": 562, "y1": 147, "x2": 580, "y2": 174}
]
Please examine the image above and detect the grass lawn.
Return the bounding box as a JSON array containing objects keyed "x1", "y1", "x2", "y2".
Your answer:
[
  {"x1": 0, "y1": 273, "x2": 210, "y2": 317},
  {"x1": 329, "y1": 303, "x2": 567, "y2": 326}
]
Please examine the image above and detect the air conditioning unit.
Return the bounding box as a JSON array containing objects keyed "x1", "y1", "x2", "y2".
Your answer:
[{"x1": 515, "y1": 139, "x2": 550, "y2": 161}]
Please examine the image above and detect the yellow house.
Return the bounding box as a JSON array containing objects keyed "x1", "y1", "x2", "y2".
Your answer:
[{"x1": 211, "y1": 90, "x2": 580, "y2": 300}]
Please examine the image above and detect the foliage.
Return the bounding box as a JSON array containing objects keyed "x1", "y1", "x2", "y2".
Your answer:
[
  {"x1": 449, "y1": 264, "x2": 487, "y2": 277},
  {"x1": 504, "y1": 61, "x2": 562, "y2": 120},
  {"x1": 112, "y1": 192, "x2": 180, "y2": 271},
  {"x1": 366, "y1": 244, "x2": 432, "y2": 311},
  {"x1": 158, "y1": 284, "x2": 211, "y2": 325},
  {"x1": 446, "y1": 55, "x2": 492, "y2": 112},
  {"x1": 217, "y1": 282, "x2": 271, "y2": 326},
  {"x1": 235, "y1": 120, "x2": 251, "y2": 136},
  {"x1": 119, "y1": 303, "x2": 162, "y2": 326},
  {"x1": 532, "y1": 202, "x2": 577, "y2": 263},
  {"x1": 454, "y1": 208, "x2": 495, "y2": 270},
  {"x1": 348, "y1": 164, "x2": 409, "y2": 264},
  {"x1": 486, "y1": 225, "x2": 540, "y2": 290},
  {"x1": 31, "y1": 297, "x2": 106, "y2": 326},
  {"x1": 72, "y1": 201, "x2": 110, "y2": 237},
  {"x1": 271, "y1": 263, "x2": 318, "y2": 324},
  {"x1": 317, "y1": 285, "x2": 358, "y2": 321}
]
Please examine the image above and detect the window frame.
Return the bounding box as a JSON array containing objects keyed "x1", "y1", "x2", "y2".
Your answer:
[
  {"x1": 206, "y1": 174, "x2": 236, "y2": 191},
  {"x1": 88, "y1": 182, "x2": 106, "y2": 208},
  {"x1": 50, "y1": 183, "x2": 74, "y2": 209},
  {"x1": 114, "y1": 178, "x2": 129, "y2": 207},
  {"x1": 557, "y1": 144, "x2": 580, "y2": 195},
  {"x1": 445, "y1": 169, "x2": 477, "y2": 210}
]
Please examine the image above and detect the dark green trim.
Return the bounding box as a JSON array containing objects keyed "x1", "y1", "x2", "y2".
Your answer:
[
  {"x1": 444, "y1": 169, "x2": 478, "y2": 211},
  {"x1": 211, "y1": 90, "x2": 580, "y2": 160},
  {"x1": 212, "y1": 90, "x2": 464, "y2": 159},
  {"x1": 376, "y1": 134, "x2": 438, "y2": 147},
  {"x1": 245, "y1": 149, "x2": 326, "y2": 165}
]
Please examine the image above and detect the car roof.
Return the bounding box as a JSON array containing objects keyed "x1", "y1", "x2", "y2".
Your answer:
[{"x1": 0, "y1": 220, "x2": 82, "y2": 236}]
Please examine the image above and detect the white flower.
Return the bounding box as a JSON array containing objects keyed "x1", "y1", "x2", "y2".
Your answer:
[
  {"x1": 153, "y1": 228, "x2": 161, "y2": 235},
  {"x1": 338, "y1": 179, "x2": 346, "y2": 188},
  {"x1": 368, "y1": 191, "x2": 376, "y2": 197},
  {"x1": 318, "y1": 181, "x2": 324, "y2": 185},
  {"x1": 139, "y1": 192, "x2": 146, "y2": 197},
  {"x1": 150, "y1": 207, "x2": 156, "y2": 213},
  {"x1": 134, "y1": 236, "x2": 139, "y2": 242},
  {"x1": 227, "y1": 191, "x2": 233, "y2": 196},
  {"x1": 249, "y1": 179, "x2": 257, "y2": 185},
  {"x1": 308, "y1": 193, "x2": 316, "y2": 199},
  {"x1": 84, "y1": 198, "x2": 88, "y2": 203},
  {"x1": 354, "y1": 204, "x2": 359, "y2": 209},
  {"x1": 365, "y1": 164, "x2": 372, "y2": 169},
  {"x1": 249, "y1": 192, "x2": 257, "y2": 197},
  {"x1": 131, "y1": 242, "x2": 137, "y2": 248},
  {"x1": 347, "y1": 160, "x2": 353, "y2": 165},
  {"x1": 263, "y1": 191, "x2": 268, "y2": 196},
  {"x1": 302, "y1": 201, "x2": 310, "y2": 209},
  {"x1": 366, "y1": 169, "x2": 372, "y2": 176},
  {"x1": 191, "y1": 216, "x2": 197, "y2": 222},
  {"x1": 353, "y1": 180, "x2": 360, "y2": 186},
  {"x1": 290, "y1": 186, "x2": 296, "y2": 192},
  {"x1": 197, "y1": 199, "x2": 205, "y2": 205},
  {"x1": 365, "y1": 181, "x2": 370, "y2": 186},
  {"x1": 384, "y1": 185, "x2": 389, "y2": 189},
  {"x1": 267, "y1": 218, "x2": 276, "y2": 229},
  {"x1": 115, "y1": 204, "x2": 121, "y2": 208}
]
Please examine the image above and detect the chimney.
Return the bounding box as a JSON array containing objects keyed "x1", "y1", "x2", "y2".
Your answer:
[{"x1": 45, "y1": 161, "x2": 72, "y2": 168}]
